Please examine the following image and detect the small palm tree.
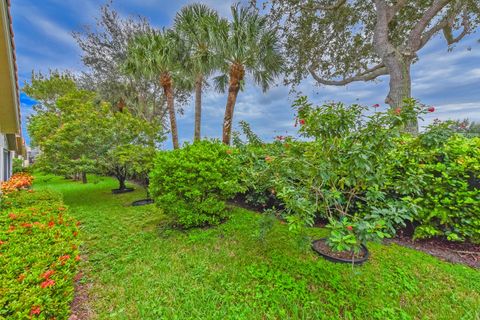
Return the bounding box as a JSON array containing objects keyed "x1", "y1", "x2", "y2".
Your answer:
[
  {"x1": 214, "y1": 5, "x2": 284, "y2": 145},
  {"x1": 124, "y1": 30, "x2": 186, "y2": 149},
  {"x1": 174, "y1": 3, "x2": 221, "y2": 142}
]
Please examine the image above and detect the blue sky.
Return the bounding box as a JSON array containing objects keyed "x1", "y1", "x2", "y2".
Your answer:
[{"x1": 11, "y1": 0, "x2": 480, "y2": 147}]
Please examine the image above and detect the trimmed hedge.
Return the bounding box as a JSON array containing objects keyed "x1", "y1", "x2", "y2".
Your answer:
[
  {"x1": 149, "y1": 140, "x2": 243, "y2": 228},
  {"x1": 0, "y1": 189, "x2": 80, "y2": 319}
]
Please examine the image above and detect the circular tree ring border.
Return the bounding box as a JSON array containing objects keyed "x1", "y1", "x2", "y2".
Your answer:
[
  {"x1": 312, "y1": 238, "x2": 369, "y2": 265},
  {"x1": 131, "y1": 199, "x2": 154, "y2": 206},
  {"x1": 111, "y1": 188, "x2": 135, "y2": 194}
]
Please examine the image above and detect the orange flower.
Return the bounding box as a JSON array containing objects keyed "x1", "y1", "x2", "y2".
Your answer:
[{"x1": 59, "y1": 255, "x2": 70, "y2": 262}]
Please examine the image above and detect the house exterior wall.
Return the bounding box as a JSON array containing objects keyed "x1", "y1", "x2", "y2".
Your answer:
[{"x1": 0, "y1": 132, "x2": 12, "y2": 182}]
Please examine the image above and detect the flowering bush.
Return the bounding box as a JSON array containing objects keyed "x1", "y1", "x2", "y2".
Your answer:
[
  {"x1": 233, "y1": 121, "x2": 297, "y2": 208},
  {"x1": 1, "y1": 172, "x2": 34, "y2": 194},
  {"x1": 149, "y1": 140, "x2": 244, "y2": 228},
  {"x1": 0, "y1": 189, "x2": 80, "y2": 318},
  {"x1": 268, "y1": 97, "x2": 426, "y2": 253}
]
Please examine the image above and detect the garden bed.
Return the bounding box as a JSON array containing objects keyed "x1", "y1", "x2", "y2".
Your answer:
[
  {"x1": 0, "y1": 188, "x2": 81, "y2": 318},
  {"x1": 390, "y1": 237, "x2": 480, "y2": 269}
]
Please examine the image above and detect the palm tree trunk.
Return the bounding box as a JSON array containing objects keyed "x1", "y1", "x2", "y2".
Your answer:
[
  {"x1": 161, "y1": 74, "x2": 179, "y2": 149},
  {"x1": 222, "y1": 79, "x2": 241, "y2": 145},
  {"x1": 194, "y1": 74, "x2": 203, "y2": 142}
]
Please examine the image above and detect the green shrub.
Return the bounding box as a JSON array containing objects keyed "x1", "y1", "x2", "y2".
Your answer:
[
  {"x1": 12, "y1": 158, "x2": 26, "y2": 174},
  {"x1": 149, "y1": 140, "x2": 244, "y2": 228},
  {"x1": 0, "y1": 189, "x2": 63, "y2": 211},
  {"x1": 0, "y1": 189, "x2": 80, "y2": 319},
  {"x1": 389, "y1": 123, "x2": 480, "y2": 243}
]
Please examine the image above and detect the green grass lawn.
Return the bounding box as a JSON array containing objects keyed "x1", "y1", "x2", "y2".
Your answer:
[{"x1": 33, "y1": 174, "x2": 480, "y2": 320}]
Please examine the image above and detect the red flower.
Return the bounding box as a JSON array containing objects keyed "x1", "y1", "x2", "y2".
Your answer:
[
  {"x1": 8, "y1": 213, "x2": 17, "y2": 220},
  {"x1": 265, "y1": 156, "x2": 273, "y2": 163},
  {"x1": 0, "y1": 240, "x2": 5, "y2": 245},
  {"x1": 76, "y1": 221, "x2": 81, "y2": 226},
  {"x1": 347, "y1": 226, "x2": 353, "y2": 231},
  {"x1": 30, "y1": 305, "x2": 41, "y2": 316},
  {"x1": 48, "y1": 221, "x2": 55, "y2": 228},
  {"x1": 75, "y1": 255, "x2": 81, "y2": 262},
  {"x1": 40, "y1": 279, "x2": 55, "y2": 288},
  {"x1": 394, "y1": 108, "x2": 401, "y2": 115},
  {"x1": 73, "y1": 231, "x2": 78, "y2": 237},
  {"x1": 58, "y1": 207, "x2": 66, "y2": 211},
  {"x1": 41, "y1": 270, "x2": 55, "y2": 279},
  {"x1": 372, "y1": 103, "x2": 380, "y2": 108},
  {"x1": 21, "y1": 223, "x2": 33, "y2": 228},
  {"x1": 8, "y1": 225, "x2": 15, "y2": 232},
  {"x1": 18, "y1": 274, "x2": 26, "y2": 282},
  {"x1": 427, "y1": 106, "x2": 435, "y2": 113},
  {"x1": 299, "y1": 119, "x2": 306, "y2": 125}
]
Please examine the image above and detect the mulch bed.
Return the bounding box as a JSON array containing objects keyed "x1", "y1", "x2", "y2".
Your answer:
[
  {"x1": 388, "y1": 237, "x2": 480, "y2": 269},
  {"x1": 313, "y1": 238, "x2": 367, "y2": 260},
  {"x1": 69, "y1": 272, "x2": 94, "y2": 320}
]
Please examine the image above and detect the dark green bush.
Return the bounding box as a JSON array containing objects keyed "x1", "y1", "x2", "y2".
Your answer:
[
  {"x1": 149, "y1": 140, "x2": 244, "y2": 228},
  {"x1": 0, "y1": 189, "x2": 80, "y2": 319},
  {"x1": 389, "y1": 123, "x2": 480, "y2": 243}
]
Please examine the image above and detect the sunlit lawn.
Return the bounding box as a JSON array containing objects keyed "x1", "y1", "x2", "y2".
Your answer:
[{"x1": 34, "y1": 174, "x2": 480, "y2": 320}]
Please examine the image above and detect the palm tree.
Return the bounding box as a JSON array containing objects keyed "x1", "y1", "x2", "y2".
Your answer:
[
  {"x1": 174, "y1": 4, "x2": 221, "y2": 142},
  {"x1": 214, "y1": 5, "x2": 284, "y2": 145},
  {"x1": 124, "y1": 30, "x2": 186, "y2": 149}
]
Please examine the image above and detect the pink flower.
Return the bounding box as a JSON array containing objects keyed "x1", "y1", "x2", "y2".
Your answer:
[
  {"x1": 347, "y1": 226, "x2": 353, "y2": 231},
  {"x1": 427, "y1": 106, "x2": 435, "y2": 113},
  {"x1": 394, "y1": 108, "x2": 401, "y2": 115},
  {"x1": 299, "y1": 119, "x2": 306, "y2": 125},
  {"x1": 372, "y1": 104, "x2": 380, "y2": 108}
]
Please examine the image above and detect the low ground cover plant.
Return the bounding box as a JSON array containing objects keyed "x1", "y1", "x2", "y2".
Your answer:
[
  {"x1": 0, "y1": 188, "x2": 80, "y2": 319},
  {"x1": 149, "y1": 140, "x2": 244, "y2": 228}
]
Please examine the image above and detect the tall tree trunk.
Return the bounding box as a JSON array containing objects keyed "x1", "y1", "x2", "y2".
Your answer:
[
  {"x1": 222, "y1": 64, "x2": 244, "y2": 145},
  {"x1": 383, "y1": 54, "x2": 417, "y2": 133},
  {"x1": 81, "y1": 172, "x2": 87, "y2": 184},
  {"x1": 374, "y1": 1, "x2": 417, "y2": 133},
  {"x1": 160, "y1": 74, "x2": 179, "y2": 149},
  {"x1": 194, "y1": 75, "x2": 203, "y2": 142}
]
